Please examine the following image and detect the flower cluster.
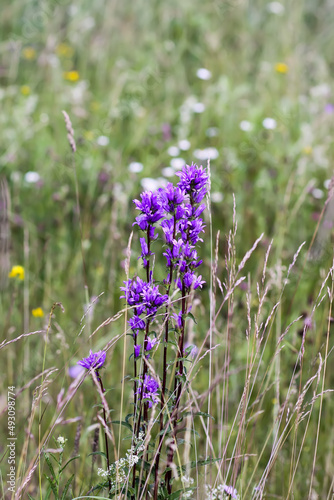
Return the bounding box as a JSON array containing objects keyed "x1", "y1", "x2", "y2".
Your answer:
[
  {"x1": 120, "y1": 163, "x2": 208, "y2": 415},
  {"x1": 120, "y1": 277, "x2": 168, "y2": 336},
  {"x1": 97, "y1": 432, "x2": 146, "y2": 484},
  {"x1": 136, "y1": 374, "x2": 159, "y2": 407},
  {"x1": 205, "y1": 484, "x2": 239, "y2": 500},
  {"x1": 77, "y1": 349, "x2": 106, "y2": 370}
]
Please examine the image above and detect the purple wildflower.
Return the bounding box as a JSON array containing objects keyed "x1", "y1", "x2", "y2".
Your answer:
[
  {"x1": 129, "y1": 315, "x2": 146, "y2": 331},
  {"x1": 68, "y1": 365, "x2": 85, "y2": 378},
  {"x1": 175, "y1": 163, "x2": 208, "y2": 202},
  {"x1": 141, "y1": 285, "x2": 168, "y2": 316},
  {"x1": 134, "y1": 344, "x2": 141, "y2": 358},
  {"x1": 158, "y1": 183, "x2": 185, "y2": 213},
  {"x1": 133, "y1": 191, "x2": 164, "y2": 230},
  {"x1": 145, "y1": 336, "x2": 158, "y2": 352},
  {"x1": 184, "y1": 342, "x2": 198, "y2": 359},
  {"x1": 137, "y1": 374, "x2": 159, "y2": 407},
  {"x1": 222, "y1": 484, "x2": 238, "y2": 499},
  {"x1": 78, "y1": 350, "x2": 106, "y2": 370}
]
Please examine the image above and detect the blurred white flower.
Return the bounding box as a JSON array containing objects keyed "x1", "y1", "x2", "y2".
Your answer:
[
  {"x1": 211, "y1": 192, "x2": 224, "y2": 203},
  {"x1": 324, "y1": 179, "x2": 331, "y2": 189},
  {"x1": 24, "y1": 171, "x2": 41, "y2": 183},
  {"x1": 128, "y1": 162, "x2": 143, "y2": 173},
  {"x1": 167, "y1": 146, "x2": 180, "y2": 156},
  {"x1": 170, "y1": 158, "x2": 186, "y2": 170},
  {"x1": 81, "y1": 16, "x2": 95, "y2": 31},
  {"x1": 239, "y1": 120, "x2": 253, "y2": 131},
  {"x1": 40, "y1": 113, "x2": 49, "y2": 124},
  {"x1": 206, "y1": 127, "x2": 218, "y2": 137},
  {"x1": 70, "y1": 81, "x2": 88, "y2": 104},
  {"x1": 162, "y1": 167, "x2": 175, "y2": 177},
  {"x1": 267, "y1": 2, "x2": 285, "y2": 14},
  {"x1": 312, "y1": 188, "x2": 324, "y2": 199},
  {"x1": 262, "y1": 117, "x2": 277, "y2": 129},
  {"x1": 97, "y1": 135, "x2": 109, "y2": 146},
  {"x1": 194, "y1": 148, "x2": 219, "y2": 160},
  {"x1": 178, "y1": 139, "x2": 191, "y2": 151},
  {"x1": 196, "y1": 68, "x2": 212, "y2": 80},
  {"x1": 192, "y1": 102, "x2": 205, "y2": 113},
  {"x1": 310, "y1": 83, "x2": 331, "y2": 98},
  {"x1": 141, "y1": 178, "x2": 161, "y2": 191}
]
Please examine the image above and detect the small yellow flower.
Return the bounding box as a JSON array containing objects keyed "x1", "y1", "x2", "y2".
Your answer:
[
  {"x1": 20, "y1": 85, "x2": 31, "y2": 96},
  {"x1": 22, "y1": 47, "x2": 36, "y2": 60},
  {"x1": 8, "y1": 265, "x2": 25, "y2": 280},
  {"x1": 303, "y1": 146, "x2": 312, "y2": 155},
  {"x1": 63, "y1": 70, "x2": 80, "y2": 82},
  {"x1": 32, "y1": 307, "x2": 44, "y2": 318},
  {"x1": 90, "y1": 101, "x2": 100, "y2": 112},
  {"x1": 275, "y1": 62, "x2": 288, "y2": 74},
  {"x1": 56, "y1": 43, "x2": 74, "y2": 58},
  {"x1": 83, "y1": 130, "x2": 94, "y2": 141}
]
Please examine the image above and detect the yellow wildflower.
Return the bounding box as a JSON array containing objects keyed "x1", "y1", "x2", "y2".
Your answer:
[
  {"x1": 275, "y1": 62, "x2": 288, "y2": 74},
  {"x1": 63, "y1": 71, "x2": 80, "y2": 82},
  {"x1": 32, "y1": 307, "x2": 44, "y2": 318},
  {"x1": 20, "y1": 85, "x2": 31, "y2": 96},
  {"x1": 90, "y1": 101, "x2": 101, "y2": 112},
  {"x1": 56, "y1": 43, "x2": 74, "y2": 58},
  {"x1": 303, "y1": 146, "x2": 312, "y2": 155},
  {"x1": 83, "y1": 130, "x2": 94, "y2": 141},
  {"x1": 22, "y1": 47, "x2": 36, "y2": 60},
  {"x1": 8, "y1": 265, "x2": 24, "y2": 280}
]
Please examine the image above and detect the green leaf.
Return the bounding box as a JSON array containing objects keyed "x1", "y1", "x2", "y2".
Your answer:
[
  {"x1": 61, "y1": 473, "x2": 75, "y2": 500},
  {"x1": 185, "y1": 312, "x2": 197, "y2": 324},
  {"x1": 111, "y1": 419, "x2": 132, "y2": 431},
  {"x1": 44, "y1": 454, "x2": 57, "y2": 483},
  {"x1": 43, "y1": 474, "x2": 58, "y2": 497},
  {"x1": 60, "y1": 455, "x2": 80, "y2": 473}
]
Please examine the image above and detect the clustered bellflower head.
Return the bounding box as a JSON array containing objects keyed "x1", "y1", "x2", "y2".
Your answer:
[
  {"x1": 136, "y1": 374, "x2": 159, "y2": 408},
  {"x1": 78, "y1": 349, "x2": 106, "y2": 370},
  {"x1": 120, "y1": 163, "x2": 208, "y2": 411}
]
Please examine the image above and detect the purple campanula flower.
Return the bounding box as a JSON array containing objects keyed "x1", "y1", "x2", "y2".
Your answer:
[
  {"x1": 129, "y1": 315, "x2": 146, "y2": 331},
  {"x1": 325, "y1": 103, "x2": 334, "y2": 114},
  {"x1": 140, "y1": 237, "x2": 152, "y2": 267},
  {"x1": 141, "y1": 285, "x2": 168, "y2": 316},
  {"x1": 134, "y1": 344, "x2": 141, "y2": 358},
  {"x1": 78, "y1": 350, "x2": 106, "y2": 370},
  {"x1": 120, "y1": 277, "x2": 147, "y2": 315},
  {"x1": 137, "y1": 374, "x2": 159, "y2": 407},
  {"x1": 145, "y1": 336, "x2": 158, "y2": 352},
  {"x1": 133, "y1": 191, "x2": 164, "y2": 230},
  {"x1": 172, "y1": 311, "x2": 183, "y2": 329},
  {"x1": 68, "y1": 364, "x2": 85, "y2": 378},
  {"x1": 175, "y1": 163, "x2": 208, "y2": 201},
  {"x1": 161, "y1": 218, "x2": 175, "y2": 244},
  {"x1": 176, "y1": 273, "x2": 205, "y2": 291},
  {"x1": 158, "y1": 183, "x2": 185, "y2": 213},
  {"x1": 184, "y1": 342, "x2": 198, "y2": 359},
  {"x1": 222, "y1": 484, "x2": 238, "y2": 499}
]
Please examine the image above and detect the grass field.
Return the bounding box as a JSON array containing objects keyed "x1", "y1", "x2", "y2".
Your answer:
[{"x1": 1, "y1": 1, "x2": 334, "y2": 499}]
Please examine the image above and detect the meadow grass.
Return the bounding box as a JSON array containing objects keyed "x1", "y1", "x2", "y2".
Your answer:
[{"x1": 1, "y1": 0, "x2": 334, "y2": 498}]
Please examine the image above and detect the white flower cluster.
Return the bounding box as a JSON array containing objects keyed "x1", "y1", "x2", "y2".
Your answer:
[
  {"x1": 56, "y1": 436, "x2": 67, "y2": 449},
  {"x1": 181, "y1": 475, "x2": 194, "y2": 498},
  {"x1": 205, "y1": 483, "x2": 239, "y2": 500},
  {"x1": 97, "y1": 432, "x2": 146, "y2": 489}
]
